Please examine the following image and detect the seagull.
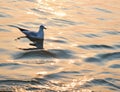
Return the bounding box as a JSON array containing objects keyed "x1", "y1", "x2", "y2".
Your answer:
[{"x1": 15, "y1": 25, "x2": 47, "y2": 49}]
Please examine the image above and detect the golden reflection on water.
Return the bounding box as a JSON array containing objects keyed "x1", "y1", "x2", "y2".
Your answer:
[
  {"x1": 0, "y1": 0, "x2": 120, "y2": 91},
  {"x1": 36, "y1": 0, "x2": 66, "y2": 17}
]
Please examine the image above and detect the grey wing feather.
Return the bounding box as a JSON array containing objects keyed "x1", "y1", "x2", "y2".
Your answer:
[
  {"x1": 9, "y1": 25, "x2": 37, "y2": 36},
  {"x1": 15, "y1": 26, "x2": 37, "y2": 37},
  {"x1": 28, "y1": 32, "x2": 37, "y2": 37}
]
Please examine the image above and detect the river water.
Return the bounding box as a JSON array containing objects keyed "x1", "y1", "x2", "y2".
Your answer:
[{"x1": 0, "y1": 0, "x2": 120, "y2": 92}]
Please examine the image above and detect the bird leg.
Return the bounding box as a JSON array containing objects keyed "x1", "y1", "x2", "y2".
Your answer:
[{"x1": 15, "y1": 36, "x2": 27, "y2": 41}]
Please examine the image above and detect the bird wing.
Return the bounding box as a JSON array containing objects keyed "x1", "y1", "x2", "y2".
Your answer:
[
  {"x1": 17, "y1": 27, "x2": 39, "y2": 40},
  {"x1": 9, "y1": 25, "x2": 37, "y2": 36},
  {"x1": 18, "y1": 27, "x2": 33, "y2": 35}
]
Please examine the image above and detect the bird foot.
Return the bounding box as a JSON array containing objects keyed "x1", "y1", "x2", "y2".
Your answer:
[
  {"x1": 29, "y1": 43, "x2": 36, "y2": 46},
  {"x1": 15, "y1": 36, "x2": 26, "y2": 41}
]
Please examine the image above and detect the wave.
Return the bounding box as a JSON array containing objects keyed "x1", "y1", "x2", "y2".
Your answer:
[
  {"x1": 79, "y1": 44, "x2": 114, "y2": 49},
  {"x1": 0, "y1": 28, "x2": 10, "y2": 32},
  {"x1": 109, "y1": 64, "x2": 120, "y2": 69},
  {"x1": 0, "y1": 12, "x2": 12, "y2": 18},
  {"x1": 85, "y1": 52, "x2": 120, "y2": 64},
  {"x1": 46, "y1": 39, "x2": 67, "y2": 44},
  {"x1": 94, "y1": 7, "x2": 112, "y2": 13},
  {"x1": 13, "y1": 49, "x2": 77, "y2": 60},
  {"x1": 81, "y1": 33, "x2": 100, "y2": 38},
  {"x1": 104, "y1": 30, "x2": 120, "y2": 35},
  {"x1": 83, "y1": 78, "x2": 120, "y2": 90},
  {"x1": 0, "y1": 77, "x2": 119, "y2": 92}
]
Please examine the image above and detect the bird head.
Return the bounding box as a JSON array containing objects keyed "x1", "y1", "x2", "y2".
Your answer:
[{"x1": 40, "y1": 25, "x2": 47, "y2": 30}]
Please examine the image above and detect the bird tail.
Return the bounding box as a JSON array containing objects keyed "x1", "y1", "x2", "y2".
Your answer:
[{"x1": 8, "y1": 25, "x2": 27, "y2": 32}]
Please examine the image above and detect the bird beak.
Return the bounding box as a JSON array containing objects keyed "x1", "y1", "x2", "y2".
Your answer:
[{"x1": 44, "y1": 27, "x2": 47, "y2": 29}]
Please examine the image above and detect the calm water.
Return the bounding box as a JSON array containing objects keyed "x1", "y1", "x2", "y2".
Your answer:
[{"x1": 0, "y1": 0, "x2": 120, "y2": 91}]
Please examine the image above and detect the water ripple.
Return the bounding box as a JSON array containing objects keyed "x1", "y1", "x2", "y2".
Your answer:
[
  {"x1": 94, "y1": 8, "x2": 112, "y2": 13},
  {"x1": 47, "y1": 18, "x2": 78, "y2": 26},
  {"x1": 104, "y1": 30, "x2": 120, "y2": 35},
  {"x1": 82, "y1": 33, "x2": 100, "y2": 38},
  {"x1": 109, "y1": 64, "x2": 120, "y2": 69},
  {"x1": 79, "y1": 44, "x2": 114, "y2": 49},
  {"x1": 52, "y1": 18, "x2": 77, "y2": 25},
  {"x1": 85, "y1": 52, "x2": 120, "y2": 64},
  {"x1": 44, "y1": 71, "x2": 79, "y2": 79},
  {"x1": 0, "y1": 63, "x2": 19, "y2": 67},
  {"x1": 0, "y1": 48, "x2": 7, "y2": 53},
  {"x1": 14, "y1": 49, "x2": 77, "y2": 59},
  {"x1": 31, "y1": 8, "x2": 51, "y2": 15},
  {"x1": 97, "y1": 52, "x2": 120, "y2": 60},
  {"x1": 0, "y1": 28, "x2": 10, "y2": 32},
  {"x1": 84, "y1": 79, "x2": 120, "y2": 89},
  {"x1": 25, "y1": 0, "x2": 36, "y2": 2},
  {"x1": 46, "y1": 39, "x2": 67, "y2": 44},
  {"x1": 0, "y1": 12, "x2": 12, "y2": 18}
]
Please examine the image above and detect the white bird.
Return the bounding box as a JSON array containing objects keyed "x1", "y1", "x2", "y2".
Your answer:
[{"x1": 15, "y1": 25, "x2": 47, "y2": 49}]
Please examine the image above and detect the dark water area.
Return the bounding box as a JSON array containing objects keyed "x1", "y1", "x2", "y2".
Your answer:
[{"x1": 0, "y1": 0, "x2": 120, "y2": 92}]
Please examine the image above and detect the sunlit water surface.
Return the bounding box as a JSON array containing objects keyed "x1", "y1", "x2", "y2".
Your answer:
[{"x1": 0, "y1": 0, "x2": 120, "y2": 91}]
